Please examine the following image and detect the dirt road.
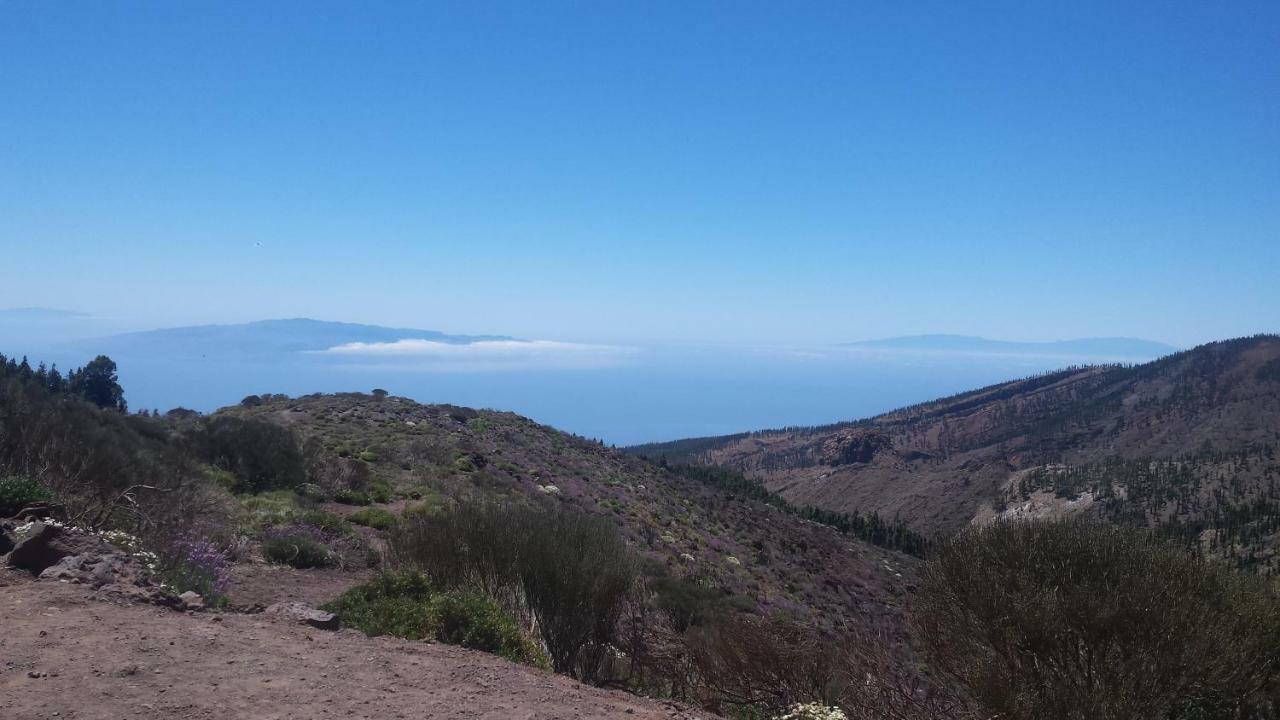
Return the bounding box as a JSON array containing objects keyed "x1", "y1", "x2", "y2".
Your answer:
[{"x1": 0, "y1": 570, "x2": 707, "y2": 720}]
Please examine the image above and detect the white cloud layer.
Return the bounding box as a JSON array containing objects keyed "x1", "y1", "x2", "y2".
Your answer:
[{"x1": 316, "y1": 339, "x2": 635, "y2": 371}]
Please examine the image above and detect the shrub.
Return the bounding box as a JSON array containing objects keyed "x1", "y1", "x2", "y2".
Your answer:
[
  {"x1": 324, "y1": 571, "x2": 547, "y2": 667},
  {"x1": 293, "y1": 509, "x2": 353, "y2": 536},
  {"x1": 368, "y1": 481, "x2": 393, "y2": 504},
  {"x1": 348, "y1": 507, "x2": 397, "y2": 531},
  {"x1": 388, "y1": 500, "x2": 636, "y2": 681},
  {"x1": 161, "y1": 534, "x2": 232, "y2": 606},
  {"x1": 235, "y1": 490, "x2": 299, "y2": 533},
  {"x1": 913, "y1": 519, "x2": 1280, "y2": 720},
  {"x1": 334, "y1": 488, "x2": 372, "y2": 506},
  {"x1": 0, "y1": 475, "x2": 53, "y2": 516},
  {"x1": 261, "y1": 524, "x2": 335, "y2": 568},
  {"x1": 196, "y1": 416, "x2": 305, "y2": 493}
]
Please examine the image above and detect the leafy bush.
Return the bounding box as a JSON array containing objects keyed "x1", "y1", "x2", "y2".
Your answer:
[
  {"x1": 261, "y1": 524, "x2": 336, "y2": 568},
  {"x1": 0, "y1": 475, "x2": 53, "y2": 516},
  {"x1": 195, "y1": 416, "x2": 306, "y2": 493},
  {"x1": 348, "y1": 507, "x2": 397, "y2": 531},
  {"x1": 913, "y1": 519, "x2": 1280, "y2": 720},
  {"x1": 324, "y1": 571, "x2": 547, "y2": 667}
]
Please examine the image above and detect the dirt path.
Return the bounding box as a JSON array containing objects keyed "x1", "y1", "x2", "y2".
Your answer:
[{"x1": 0, "y1": 570, "x2": 708, "y2": 720}]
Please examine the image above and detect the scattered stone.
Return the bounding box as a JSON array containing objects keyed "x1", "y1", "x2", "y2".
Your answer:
[
  {"x1": 265, "y1": 602, "x2": 339, "y2": 631},
  {"x1": 178, "y1": 591, "x2": 205, "y2": 611}
]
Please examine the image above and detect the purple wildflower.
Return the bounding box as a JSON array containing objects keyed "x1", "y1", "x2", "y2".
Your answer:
[{"x1": 168, "y1": 534, "x2": 232, "y2": 597}]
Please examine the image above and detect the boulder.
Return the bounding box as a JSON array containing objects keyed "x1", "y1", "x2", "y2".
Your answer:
[
  {"x1": 265, "y1": 602, "x2": 339, "y2": 630},
  {"x1": 178, "y1": 591, "x2": 205, "y2": 610},
  {"x1": 6, "y1": 523, "x2": 88, "y2": 574}
]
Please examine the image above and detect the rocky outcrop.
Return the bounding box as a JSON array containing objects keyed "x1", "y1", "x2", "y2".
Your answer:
[{"x1": 819, "y1": 429, "x2": 891, "y2": 466}]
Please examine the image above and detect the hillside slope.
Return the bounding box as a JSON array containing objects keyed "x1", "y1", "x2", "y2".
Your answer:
[
  {"x1": 632, "y1": 336, "x2": 1280, "y2": 570},
  {"x1": 223, "y1": 394, "x2": 917, "y2": 640}
]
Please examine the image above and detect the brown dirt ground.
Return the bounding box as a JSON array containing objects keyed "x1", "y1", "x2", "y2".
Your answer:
[{"x1": 0, "y1": 568, "x2": 710, "y2": 720}]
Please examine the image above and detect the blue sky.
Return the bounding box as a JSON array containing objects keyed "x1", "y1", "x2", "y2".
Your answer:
[{"x1": 2, "y1": 1, "x2": 1277, "y2": 347}]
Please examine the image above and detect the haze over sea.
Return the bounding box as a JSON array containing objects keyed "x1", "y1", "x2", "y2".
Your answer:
[{"x1": 1, "y1": 311, "x2": 1176, "y2": 445}]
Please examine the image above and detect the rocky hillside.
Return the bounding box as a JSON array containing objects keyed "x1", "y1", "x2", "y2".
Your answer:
[
  {"x1": 632, "y1": 335, "x2": 1280, "y2": 571},
  {"x1": 223, "y1": 394, "x2": 917, "y2": 640}
]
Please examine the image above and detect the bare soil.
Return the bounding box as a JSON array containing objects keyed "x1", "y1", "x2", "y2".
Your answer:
[{"x1": 0, "y1": 568, "x2": 709, "y2": 720}]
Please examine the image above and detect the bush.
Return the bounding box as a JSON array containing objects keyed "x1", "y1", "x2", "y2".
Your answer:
[
  {"x1": 349, "y1": 507, "x2": 397, "y2": 531},
  {"x1": 293, "y1": 509, "x2": 353, "y2": 536},
  {"x1": 913, "y1": 519, "x2": 1280, "y2": 720},
  {"x1": 196, "y1": 416, "x2": 305, "y2": 493},
  {"x1": 0, "y1": 475, "x2": 53, "y2": 516},
  {"x1": 323, "y1": 571, "x2": 547, "y2": 667},
  {"x1": 334, "y1": 488, "x2": 372, "y2": 506},
  {"x1": 261, "y1": 524, "x2": 336, "y2": 568},
  {"x1": 388, "y1": 500, "x2": 636, "y2": 682}
]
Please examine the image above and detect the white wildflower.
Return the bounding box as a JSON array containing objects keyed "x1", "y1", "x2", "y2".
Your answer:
[{"x1": 775, "y1": 702, "x2": 847, "y2": 720}]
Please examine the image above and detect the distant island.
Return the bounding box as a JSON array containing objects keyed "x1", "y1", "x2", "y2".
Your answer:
[{"x1": 83, "y1": 318, "x2": 514, "y2": 358}]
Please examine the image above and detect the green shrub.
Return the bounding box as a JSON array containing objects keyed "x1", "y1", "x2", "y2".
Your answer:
[
  {"x1": 324, "y1": 571, "x2": 547, "y2": 667},
  {"x1": 358, "y1": 450, "x2": 379, "y2": 463},
  {"x1": 914, "y1": 519, "x2": 1280, "y2": 720},
  {"x1": 261, "y1": 525, "x2": 336, "y2": 568},
  {"x1": 293, "y1": 509, "x2": 353, "y2": 536},
  {"x1": 236, "y1": 490, "x2": 300, "y2": 533},
  {"x1": 196, "y1": 415, "x2": 306, "y2": 493},
  {"x1": 334, "y1": 488, "x2": 372, "y2": 506},
  {"x1": 349, "y1": 507, "x2": 398, "y2": 531},
  {"x1": 368, "y1": 481, "x2": 394, "y2": 504},
  {"x1": 0, "y1": 475, "x2": 53, "y2": 516}
]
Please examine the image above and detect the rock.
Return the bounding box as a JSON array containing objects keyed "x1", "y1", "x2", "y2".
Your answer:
[
  {"x1": 39, "y1": 554, "x2": 91, "y2": 581},
  {"x1": 265, "y1": 602, "x2": 339, "y2": 630},
  {"x1": 178, "y1": 591, "x2": 204, "y2": 610},
  {"x1": 7, "y1": 523, "x2": 72, "y2": 574}
]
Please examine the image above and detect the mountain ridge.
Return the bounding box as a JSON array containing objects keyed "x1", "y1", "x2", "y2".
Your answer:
[{"x1": 630, "y1": 334, "x2": 1280, "y2": 571}]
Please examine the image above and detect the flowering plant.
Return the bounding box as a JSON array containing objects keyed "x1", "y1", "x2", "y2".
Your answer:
[{"x1": 162, "y1": 534, "x2": 232, "y2": 604}]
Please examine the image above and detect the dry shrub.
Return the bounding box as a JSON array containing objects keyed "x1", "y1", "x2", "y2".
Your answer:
[
  {"x1": 662, "y1": 615, "x2": 971, "y2": 719},
  {"x1": 913, "y1": 519, "x2": 1280, "y2": 720},
  {"x1": 388, "y1": 499, "x2": 636, "y2": 682}
]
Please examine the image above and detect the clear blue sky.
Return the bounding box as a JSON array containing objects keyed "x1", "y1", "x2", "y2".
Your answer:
[{"x1": 2, "y1": 2, "x2": 1277, "y2": 347}]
